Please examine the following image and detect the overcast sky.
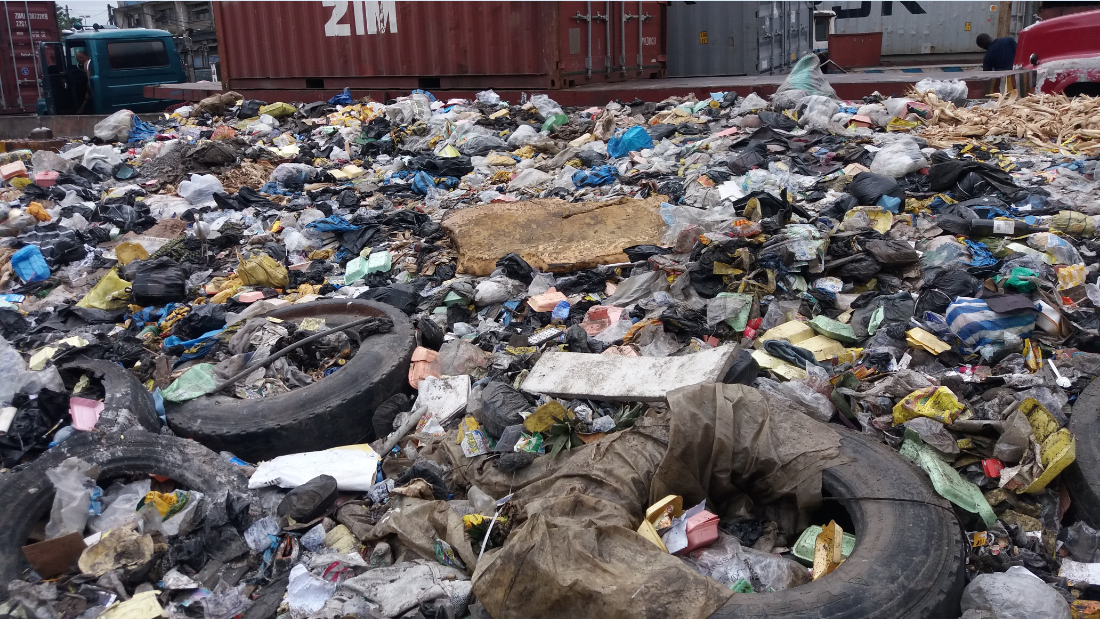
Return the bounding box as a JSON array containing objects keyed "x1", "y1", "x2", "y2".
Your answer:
[{"x1": 58, "y1": 1, "x2": 116, "y2": 27}]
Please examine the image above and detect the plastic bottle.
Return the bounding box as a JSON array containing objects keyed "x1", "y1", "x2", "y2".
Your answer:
[{"x1": 969, "y1": 219, "x2": 1048, "y2": 236}]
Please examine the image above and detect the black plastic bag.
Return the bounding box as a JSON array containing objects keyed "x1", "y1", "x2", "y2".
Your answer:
[
  {"x1": 407, "y1": 154, "x2": 473, "y2": 178},
  {"x1": 340, "y1": 225, "x2": 381, "y2": 255},
  {"x1": 553, "y1": 269, "x2": 608, "y2": 295},
  {"x1": 758, "y1": 111, "x2": 798, "y2": 131},
  {"x1": 723, "y1": 349, "x2": 760, "y2": 385},
  {"x1": 623, "y1": 245, "x2": 672, "y2": 263},
  {"x1": 928, "y1": 160, "x2": 1027, "y2": 202},
  {"x1": 477, "y1": 381, "x2": 530, "y2": 439},
  {"x1": 496, "y1": 253, "x2": 535, "y2": 284},
  {"x1": 124, "y1": 257, "x2": 188, "y2": 305},
  {"x1": 848, "y1": 172, "x2": 905, "y2": 205},
  {"x1": 820, "y1": 193, "x2": 858, "y2": 220},
  {"x1": 864, "y1": 239, "x2": 919, "y2": 266},
  {"x1": 277, "y1": 475, "x2": 338, "y2": 522},
  {"x1": 238, "y1": 99, "x2": 265, "y2": 117},
  {"x1": 358, "y1": 283, "x2": 420, "y2": 315},
  {"x1": 418, "y1": 316, "x2": 444, "y2": 350},
  {"x1": 647, "y1": 124, "x2": 677, "y2": 141},
  {"x1": 728, "y1": 143, "x2": 767, "y2": 175},
  {"x1": 372, "y1": 393, "x2": 410, "y2": 439},
  {"x1": 175, "y1": 303, "x2": 227, "y2": 340}
]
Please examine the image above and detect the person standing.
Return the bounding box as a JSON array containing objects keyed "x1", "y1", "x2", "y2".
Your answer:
[
  {"x1": 976, "y1": 33, "x2": 1017, "y2": 71},
  {"x1": 74, "y1": 50, "x2": 93, "y2": 113}
]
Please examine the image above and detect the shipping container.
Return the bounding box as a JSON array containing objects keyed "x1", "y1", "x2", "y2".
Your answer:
[
  {"x1": 666, "y1": 1, "x2": 813, "y2": 77},
  {"x1": 0, "y1": 1, "x2": 58, "y2": 115},
  {"x1": 212, "y1": 1, "x2": 666, "y2": 93},
  {"x1": 827, "y1": 1, "x2": 1035, "y2": 56}
]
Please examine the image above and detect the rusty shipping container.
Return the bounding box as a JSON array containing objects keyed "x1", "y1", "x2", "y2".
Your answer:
[
  {"x1": 213, "y1": 1, "x2": 666, "y2": 94},
  {"x1": 0, "y1": 1, "x2": 59, "y2": 115}
]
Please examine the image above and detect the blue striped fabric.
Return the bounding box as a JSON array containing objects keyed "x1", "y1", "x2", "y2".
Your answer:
[{"x1": 945, "y1": 297, "x2": 1037, "y2": 353}]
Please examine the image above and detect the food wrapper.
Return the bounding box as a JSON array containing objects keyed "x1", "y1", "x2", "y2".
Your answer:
[{"x1": 893, "y1": 386, "x2": 964, "y2": 425}]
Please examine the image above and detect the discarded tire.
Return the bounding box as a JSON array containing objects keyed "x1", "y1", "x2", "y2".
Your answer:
[
  {"x1": 166, "y1": 299, "x2": 415, "y2": 461},
  {"x1": 62, "y1": 359, "x2": 162, "y2": 435},
  {"x1": 709, "y1": 429, "x2": 966, "y2": 619},
  {"x1": 0, "y1": 431, "x2": 250, "y2": 586},
  {"x1": 1065, "y1": 378, "x2": 1100, "y2": 528}
]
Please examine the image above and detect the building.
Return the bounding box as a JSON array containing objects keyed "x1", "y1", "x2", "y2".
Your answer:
[{"x1": 111, "y1": 1, "x2": 217, "y2": 81}]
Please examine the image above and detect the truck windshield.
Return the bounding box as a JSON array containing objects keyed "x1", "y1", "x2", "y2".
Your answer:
[{"x1": 107, "y1": 40, "x2": 169, "y2": 70}]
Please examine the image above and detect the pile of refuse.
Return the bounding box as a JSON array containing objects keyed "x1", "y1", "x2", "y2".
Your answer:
[{"x1": 2, "y1": 58, "x2": 1100, "y2": 619}]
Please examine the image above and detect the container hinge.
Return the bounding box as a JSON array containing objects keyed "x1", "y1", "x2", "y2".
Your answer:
[
  {"x1": 593, "y1": 11, "x2": 608, "y2": 22},
  {"x1": 640, "y1": 11, "x2": 652, "y2": 21},
  {"x1": 624, "y1": 11, "x2": 637, "y2": 21},
  {"x1": 572, "y1": 11, "x2": 591, "y2": 22}
]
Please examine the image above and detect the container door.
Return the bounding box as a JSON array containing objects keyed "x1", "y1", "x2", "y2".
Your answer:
[
  {"x1": 666, "y1": 2, "x2": 747, "y2": 77},
  {"x1": 1, "y1": 2, "x2": 50, "y2": 114},
  {"x1": 39, "y1": 41, "x2": 76, "y2": 115}
]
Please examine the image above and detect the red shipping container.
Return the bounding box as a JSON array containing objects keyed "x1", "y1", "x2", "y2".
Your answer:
[
  {"x1": 0, "y1": 1, "x2": 59, "y2": 115},
  {"x1": 213, "y1": 1, "x2": 666, "y2": 94},
  {"x1": 828, "y1": 32, "x2": 883, "y2": 70}
]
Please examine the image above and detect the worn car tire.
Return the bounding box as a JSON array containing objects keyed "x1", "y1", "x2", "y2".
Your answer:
[
  {"x1": 62, "y1": 359, "x2": 162, "y2": 435},
  {"x1": 166, "y1": 299, "x2": 415, "y2": 462},
  {"x1": 709, "y1": 428, "x2": 965, "y2": 619},
  {"x1": 0, "y1": 431, "x2": 250, "y2": 587},
  {"x1": 1065, "y1": 378, "x2": 1100, "y2": 528}
]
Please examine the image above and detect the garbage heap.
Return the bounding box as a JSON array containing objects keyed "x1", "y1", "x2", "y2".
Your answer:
[{"x1": 2, "y1": 65, "x2": 1100, "y2": 619}]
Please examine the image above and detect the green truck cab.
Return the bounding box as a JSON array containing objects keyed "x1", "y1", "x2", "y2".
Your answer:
[{"x1": 37, "y1": 28, "x2": 186, "y2": 115}]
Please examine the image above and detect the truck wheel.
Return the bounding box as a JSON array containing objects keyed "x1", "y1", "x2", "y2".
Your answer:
[
  {"x1": 165, "y1": 299, "x2": 415, "y2": 462},
  {"x1": 1065, "y1": 379, "x2": 1100, "y2": 528},
  {"x1": 62, "y1": 359, "x2": 162, "y2": 435},
  {"x1": 0, "y1": 431, "x2": 250, "y2": 587},
  {"x1": 709, "y1": 428, "x2": 965, "y2": 619}
]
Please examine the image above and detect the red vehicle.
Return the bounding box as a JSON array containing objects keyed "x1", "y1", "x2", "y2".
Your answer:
[{"x1": 1015, "y1": 9, "x2": 1100, "y2": 96}]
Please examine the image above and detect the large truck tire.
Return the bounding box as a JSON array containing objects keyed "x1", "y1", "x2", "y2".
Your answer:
[
  {"x1": 0, "y1": 431, "x2": 250, "y2": 587},
  {"x1": 165, "y1": 299, "x2": 415, "y2": 462},
  {"x1": 709, "y1": 428, "x2": 966, "y2": 619},
  {"x1": 62, "y1": 359, "x2": 162, "y2": 435},
  {"x1": 1065, "y1": 378, "x2": 1100, "y2": 528}
]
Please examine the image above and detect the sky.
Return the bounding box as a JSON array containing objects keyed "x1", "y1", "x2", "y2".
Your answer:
[{"x1": 57, "y1": 1, "x2": 116, "y2": 27}]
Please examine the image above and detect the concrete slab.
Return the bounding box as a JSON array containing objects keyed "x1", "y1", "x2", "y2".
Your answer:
[{"x1": 520, "y1": 345, "x2": 738, "y2": 402}]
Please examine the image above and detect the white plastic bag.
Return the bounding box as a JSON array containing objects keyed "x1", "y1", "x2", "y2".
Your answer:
[
  {"x1": 530, "y1": 94, "x2": 563, "y2": 119},
  {"x1": 248, "y1": 449, "x2": 379, "y2": 491},
  {"x1": 476, "y1": 90, "x2": 501, "y2": 105},
  {"x1": 88, "y1": 479, "x2": 151, "y2": 534},
  {"x1": 914, "y1": 78, "x2": 969, "y2": 103},
  {"x1": 507, "y1": 124, "x2": 540, "y2": 148},
  {"x1": 45, "y1": 457, "x2": 96, "y2": 539},
  {"x1": 508, "y1": 168, "x2": 553, "y2": 190},
  {"x1": 687, "y1": 533, "x2": 810, "y2": 592},
  {"x1": 738, "y1": 92, "x2": 768, "y2": 114},
  {"x1": 93, "y1": 109, "x2": 134, "y2": 142},
  {"x1": 960, "y1": 566, "x2": 1071, "y2": 619},
  {"x1": 799, "y1": 95, "x2": 840, "y2": 128},
  {"x1": 81, "y1": 145, "x2": 121, "y2": 174},
  {"x1": 870, "y1": 138, "x2": 929, "y2": 178},
  {"x1": 177, "y1": 174, "x2": 224, "y2": 205},
  {"x1": 269, "y1": 163, "x2": 316, "y2": 187}
]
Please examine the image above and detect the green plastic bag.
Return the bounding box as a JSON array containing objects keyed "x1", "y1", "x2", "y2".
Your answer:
[
  {"x1": 161, "y1": 364, "x2": 217, "y2": 402},
  {"x1": 541, "y1": 113, "x2": 568, "y2": 133}
]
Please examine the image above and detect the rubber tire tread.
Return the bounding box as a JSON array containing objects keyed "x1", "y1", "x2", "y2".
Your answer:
[
  {"x1": 165, "y1": 299, "x2": 415, "y2": 461},
  {"x1": 0, "y1": 431, "x2": 249, "y2": 587},
  {"x1": 63, "y1": 359, "x2": 161, "y2": 434},
  {"x1": 1065, "y1": 378, "x2": 1100, "y2": 527},
  {"x1": 709, "y1": 428, "x2": 965, "y2": 619}
]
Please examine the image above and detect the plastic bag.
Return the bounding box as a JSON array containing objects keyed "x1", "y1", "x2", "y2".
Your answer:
[
  {"x1": 259, "y1": 101, "x2": 296, "y2": 118},
  {"x1": 125, "y1": 257, "x2": 188, "y2": 305},
  {"x1": 848, "y1": 171, "x2": 904, "y2": 205},
  {"x1": 506, "y1": 124, "x2": 540, "y2": 148},
  {"x1": 530, "y1": 94, "x2": 563, "y2": 119},
  {"x1": 476, "y1": 89, "x2": 501, "y2": 105},
  {"x1": 607, "y1": 126, "x2": 654, "y2": 158},
  {"x1": 799, "y1": 95, "x2": 840, "y2": 128},
  {"x1": 775, "y1": 54, "x2": 837, "y2": 98},
  {"x1": 508, "y1": 168, "x2": 553, "y2": 190},
  {"x1": 960, "y1": 566, "x2": 1071, "y2": 619},
  {"x1": 10, "y1": 245, "x2": 51, "y2": 283},
  {"x1": 88, "y1": 479, "x2": 151, "y2": 534},
  {"x1": 270, "y1": 163, "x2": 317, "y2": 187},
  {"x1": 178, "y1": 173, "x2": 225, "y2": 205},
  {"x1": 870, "y1": 138, "x2": 929, "y2": 178},
  {"x1": 237, "y1": 252, "x2": 288, "y2": 288},
  {"x1": 82, "y1": 145, "x2": 121, "y2": 174},
  {"x1": 249, "y1": 449, "x2": 379, "y2": 491},
  {"x1": 914, "y1": 78, "x2": 969, "y2": 103},
  {"x1": 76, "y1": 269, "x2": 131, "y2": 310},
  {"x1": 161, "y1": 364, "x2": 218, "y2": 402},
  {"x1": 687, "y1": 533, "x2": 810, "y2": 592},
  {"x1": 45, "y1": 457, "x2": 96, "y2": 539},
  {"x1": 93, "y1": 109, "x2": 134, "y2": 142}
]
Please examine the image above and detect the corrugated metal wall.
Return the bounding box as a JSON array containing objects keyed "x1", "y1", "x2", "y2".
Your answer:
[
  {"x1": 0, "y1": 1, "x2": 58, "y2": 115},
  {"x1": 667, "y1": 1, "x2": 811, "y2": 77},
  {"x1": 828, "y1": 1, "x2": 1006, "y2": 55},
  {"x1": 214, "y1": 1, "x2": 665, "y2": 91}
]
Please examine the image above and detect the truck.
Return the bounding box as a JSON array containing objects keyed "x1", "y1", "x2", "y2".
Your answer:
[
  {"x1": 37, "y1": 27, "x2": 187, "y2": 115},
  {"x1": 1015, "y1": 9, "x2": 1100, "y2": 96}
]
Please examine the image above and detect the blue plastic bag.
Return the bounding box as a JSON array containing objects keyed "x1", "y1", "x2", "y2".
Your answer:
[
  {"x1": 328, "y1": 87, "x2": 354, "y2": 106},
  {"x1": 11, "y1": 245, "x2": 51, "y2": 283},
  {"x1": 606, "y1": 126, "x2": 654, "y2": 158},
  {"x1": 572, "y1": 165, "x2": 618, "y2": 187},
  {"x1": 129, "y1": 116, "x2": 157, "y2": 143},
  {"x1": 306, "y1": 214, "x2": 359, "y2": 232}
]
